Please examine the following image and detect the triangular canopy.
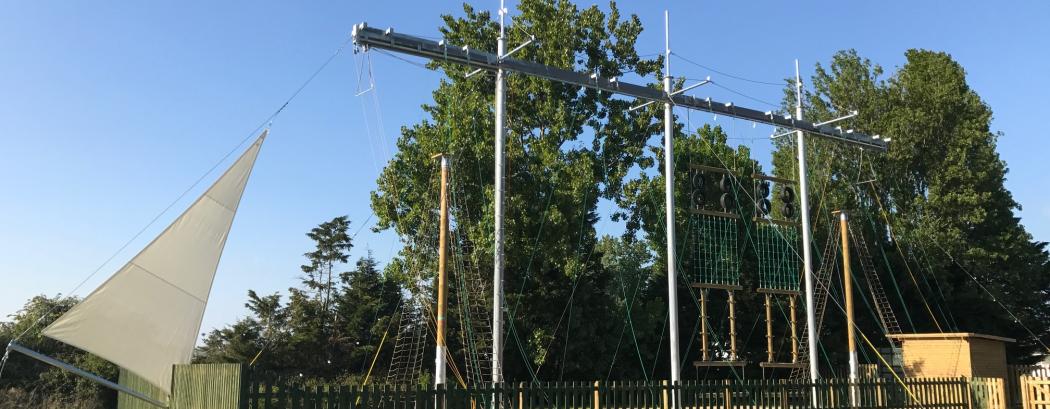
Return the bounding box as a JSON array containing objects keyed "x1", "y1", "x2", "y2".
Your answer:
[{"x1": 42, "y1": 131, "x2": 267, "y2": 393}]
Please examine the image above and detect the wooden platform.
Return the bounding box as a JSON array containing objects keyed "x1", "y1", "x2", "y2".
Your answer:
[
  {"x1": 755, "y1": 287, "x2": 801, "y2": 296},
  {"x1": 690, "y1": 283, "x2": 744, "y2": 291},
  {"x1": 693, "y1": 360, "x2": 747, "y2": 367},
  {"x1": 758, "y1": 362, "x2": 804, "y2": 369},
  {"x1": 690, "y1": 208, "x2": 739, "y2": 219}
]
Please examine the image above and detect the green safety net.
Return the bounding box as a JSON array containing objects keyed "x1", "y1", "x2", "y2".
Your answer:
[
  {"x1": 689, "y1": 213, "x2": 740, "y2": 286},
  {"x1": 756, "y1": 224, "x2": 800, "y2": 291}
]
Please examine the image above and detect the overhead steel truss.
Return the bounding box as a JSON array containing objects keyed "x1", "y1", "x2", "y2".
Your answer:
[{"x1": 351, "y1": 23, "x2": 888, "y2": 151}]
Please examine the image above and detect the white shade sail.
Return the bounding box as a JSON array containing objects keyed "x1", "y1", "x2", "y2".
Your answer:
[{"x1": 42, "y1": 131, "x2": 267, "y2": 394}]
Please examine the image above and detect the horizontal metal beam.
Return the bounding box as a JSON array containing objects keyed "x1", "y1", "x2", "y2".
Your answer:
[
  {"x1": 351, "y1": 23, "x2": 888, "y2": 151},
  {"x1": 7, "y1": 342, "x2": 168, "y2": 408}
]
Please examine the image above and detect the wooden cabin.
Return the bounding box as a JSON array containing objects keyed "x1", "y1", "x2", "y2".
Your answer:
[{"x1": 887, "y1": 332, "x2": 1015, "y2": 379}]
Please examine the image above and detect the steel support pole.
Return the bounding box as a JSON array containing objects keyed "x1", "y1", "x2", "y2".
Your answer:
[
  {"x1": 662, "y1": 10, "x2": 681, "y2": 408},
  {"x1": 435, "y1": 155, "x2": 449, "y2": 387},
  {"x1": 7, "y1": 342, "x2": 168, "y2": 408},
  {"x1": 492, "y1": 0, "x2": 506, "y2": 389},
  {"x1": 795, "y1": 59, "x2": 819, "y2": 382}
]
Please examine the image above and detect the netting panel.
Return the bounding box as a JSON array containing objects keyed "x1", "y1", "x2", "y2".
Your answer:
[
  {"x1": 756, "y1": 224, "x2": 800, "y2": 291},
  {"x1": 689, "y1": 214, "x2": 740, "y2": 285}
]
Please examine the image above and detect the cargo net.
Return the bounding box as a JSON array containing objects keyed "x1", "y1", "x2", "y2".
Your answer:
[
  {"x1": 756, "y1": 224, "x2": 800, "y2": 291},
  {"x1": 689, "y1": 213, "x2": 740, "y2": 286}
]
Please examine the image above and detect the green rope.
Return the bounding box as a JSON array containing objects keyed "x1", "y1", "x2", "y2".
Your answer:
[
  {"x1": 606, "y1": 256, "x2": 652, "y2": 381},
  {"x1": 916, "y1": 245, "x2": 960, "y2": 330},
  {"x1": 855, "y1": 200, "x2": 917, "y2": 332}
]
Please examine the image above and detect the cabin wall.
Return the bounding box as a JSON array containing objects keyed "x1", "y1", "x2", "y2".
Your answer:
[
  {"x1": 896, "y1": 334, "x2": 1013, "y2": 380},
  {"x1": 899, "y1": 338, "x2": 972, "y2": 377},
  {"x1": 970, "y1": 338, "x2": 1009, "y2": 379}
]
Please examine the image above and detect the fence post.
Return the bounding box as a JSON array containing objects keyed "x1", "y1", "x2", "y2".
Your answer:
[
  {"x1": 593, "y1": 380, "x2": 600, "y2": 409},
  {"x1": 661, "y1": 380, "x2": 669, "y2": 409},
  {"x1": 260, "y1": 379, "x2": 270, "y2": 409},
  {"x1": 966, "y1": 378, "x2": 974, "y2": 409},
  {"x1": 997, "y1": 378, "x2": 1006, "y2": 409},
  {"x1": 723, "y1": 379, "x2": 731, "y2": 409},
  {"x1": 1017, "y1": 377, "x2": 1028, "y2": 409}
]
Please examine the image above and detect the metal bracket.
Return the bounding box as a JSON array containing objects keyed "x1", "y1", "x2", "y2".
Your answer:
[{"x1": 630, "y1": 77, "x2": 711, "y2": 112}]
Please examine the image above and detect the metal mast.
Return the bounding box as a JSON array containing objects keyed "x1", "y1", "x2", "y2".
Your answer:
[
  {"x1": 661, "y1": 9, "x2": 682, "y2": 399},
  {"x1": 795, "y1": 59, "x2": 820, "y2": 381},
  {"x1": 492, "y1": 0, "x2": 507, "y2": 387}
]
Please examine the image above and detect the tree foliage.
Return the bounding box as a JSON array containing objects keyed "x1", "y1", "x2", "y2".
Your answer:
[
  {"x1": 0, "y1": 296, "x2": 117, "y2": 408},
  {"x1": 370, "y1": 0, "x2": 664, "y2": 381},
  {"x1": 773, "y1": 49, "x2": 1050, "y2": 363},
  {"x1": 195, "y1": 217, "x2": 402, "y2": 381}
]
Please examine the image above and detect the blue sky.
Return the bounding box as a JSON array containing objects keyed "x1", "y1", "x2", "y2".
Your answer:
[{"x1": 1, "y1": 1, "x2": 1048, "y2": 342}]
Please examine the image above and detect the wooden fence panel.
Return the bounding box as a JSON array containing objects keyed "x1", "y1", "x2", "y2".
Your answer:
[
  {"x1": 1009, "y1": 366, "x2": 1050, "y2": 408},
  {"x1": 234, "y1": 372, "x2": 1023, "y2": 409},
  {"x1": 972, "y1": 378, "x2": 1006, "y2": 409},
  {"x1": 1020, "y1": 376, "x2": 1050, "y2": 409}
]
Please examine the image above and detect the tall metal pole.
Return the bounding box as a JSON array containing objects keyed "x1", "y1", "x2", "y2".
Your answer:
[
  {"x1": 662, "y1": 9, "x2": 682, "y2": 402},
  {"x1": 796, "y1": 59, "x2": 819, "y2": 381},
  {"x1": 492, "y1": 0, "x2": 507, "y2": 388},
  {"x1": 839, "y1": 211, "x2": 859, "y2": 406},
  {"x1": 435, "y1": 155, "x2": 449, "y2": 387}
]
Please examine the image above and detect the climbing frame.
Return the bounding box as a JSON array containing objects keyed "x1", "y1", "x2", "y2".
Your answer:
[
  {"x1": 686, "y1": 163, "x2": 745, "y2": 368},
  {"x1": 752, "y1": 172, "x2": 804, "y2": 370}
]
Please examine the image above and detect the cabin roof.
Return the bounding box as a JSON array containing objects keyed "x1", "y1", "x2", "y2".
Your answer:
[{"x1": 886, "y1": 332, "x2": 1016, "y2": 343}]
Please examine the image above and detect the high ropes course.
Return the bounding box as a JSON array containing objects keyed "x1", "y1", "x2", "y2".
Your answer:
[
  {"x1": 351, "y1": 30, "x2": 966, "y2": 389},
  {"x1": 267, "y1": 5, "x2": 1050, "y2": 394},
  {"x1": 10, "y1": 8, "x2": 1050, "y2": 409}
]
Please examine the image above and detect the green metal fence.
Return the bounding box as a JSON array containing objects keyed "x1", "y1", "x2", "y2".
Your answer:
[
  {"x1": 118, "y1": 363, "x2": 246, "y2": 409},
  {"x1": 241, "y1": 375, "x2": 1005, "y2": 409},
  {"x1": 117, "y1": 367, "x2": 167, "y2": 409}
]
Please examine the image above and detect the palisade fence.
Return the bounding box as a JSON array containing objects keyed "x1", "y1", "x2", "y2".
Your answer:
[
  {"x1": 242, "y1": 375, "x2": 1006, "y2": 409},
  {"x1": 1008, "y1": 366, "x2": 1050, "y2": 408}
]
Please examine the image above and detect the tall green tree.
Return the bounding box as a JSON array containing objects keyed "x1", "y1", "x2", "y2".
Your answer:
[
  {"x1": 596, "y1": 235, "x2": 664, "y2": 380},
  {"x1": 197, "y1": 216, "x2": 404, "y2": 382},
  {"x1": 370, "y1": 0, "x2": 662, "y2": 381},
  {"x1": 773, "y1": 49, "x2": 1050, "y2": 363},
  {"x1": 296, "y1": 216, "x2": 353, "y2": 374},
  {"x1": 332, "y1": 252, "x2": 401, "y2": 374},
  {"x1": 196, "y1": 290, "x2": 292, "y2": 373}
]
